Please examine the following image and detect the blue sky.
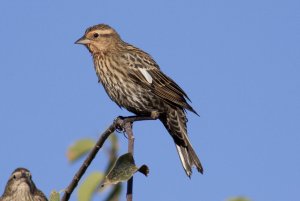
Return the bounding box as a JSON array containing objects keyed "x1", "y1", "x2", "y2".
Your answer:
[{"x1": 0, "y1": 0, "x2": 299, "y2": 200}]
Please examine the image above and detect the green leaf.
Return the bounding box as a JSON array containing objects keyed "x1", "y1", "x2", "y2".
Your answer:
[
  {"x1": 227, "y1": 197, "x2": 251, "y2": 201},
  {"x1": 49, "y1": 190, "x2": 60, "y2": 201},
  {"x1": 78, "y1": 172, "x2": 104, "y2": 201},
  {"x1": 102, "y1": 153, "x2": 149, "y2": 186},
  {"x1": 67, "y1": 139, "x2": 95, "y2": 162}
]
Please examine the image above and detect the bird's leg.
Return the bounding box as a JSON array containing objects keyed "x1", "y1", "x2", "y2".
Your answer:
[{"x1": 115, "y1": 113, "x2": 160, "y2": 138}]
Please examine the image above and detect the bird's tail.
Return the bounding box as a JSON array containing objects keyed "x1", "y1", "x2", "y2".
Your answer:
[{"x1": 159, "y1": 108, "x2": 203, "y2": 177}]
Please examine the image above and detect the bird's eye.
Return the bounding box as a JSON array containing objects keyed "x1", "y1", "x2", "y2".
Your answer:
[
  {"x1": 93, "y1": 33, "x2": 99, "y2": 38},
  {"x1": 13, "y1": 175, "x2": 16, "y2": 179}
]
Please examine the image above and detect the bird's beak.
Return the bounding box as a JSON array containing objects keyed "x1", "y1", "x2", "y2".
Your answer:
[
  {"x1": 21, "y1": 172, "x2": 27, "y2": 179},
  {"x1": 75, "y1": 36, "x2": 91, "y2": 45},
  {"x1": 20, "y1": 170, "x2": 30, "y2": 179}
]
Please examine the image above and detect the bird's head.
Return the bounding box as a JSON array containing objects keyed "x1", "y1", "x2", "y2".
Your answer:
[
  {"x1": 75, "y1": 24, "x2": 122, "y2": 53},
  {"x1": 4, "y1": 168, "x2": 36, "y2": 195}
]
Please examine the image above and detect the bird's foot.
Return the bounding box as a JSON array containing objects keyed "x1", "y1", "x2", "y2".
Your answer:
[{"x1": 114, "y1": 116, "x2": 126, "y2": 132}]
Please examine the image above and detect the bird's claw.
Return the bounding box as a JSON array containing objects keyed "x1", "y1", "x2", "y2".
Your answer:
[{"x1": 114, "y1": 116, "x2": 126, "y2": 132}]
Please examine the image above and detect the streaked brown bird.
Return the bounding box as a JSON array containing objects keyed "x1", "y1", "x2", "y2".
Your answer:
[
  {"x1": 75, "y1": 24, "x2": 203, "y2": 177},
  {"x1": 0, "y1": 168, "x2": 48, "y2": 201}
]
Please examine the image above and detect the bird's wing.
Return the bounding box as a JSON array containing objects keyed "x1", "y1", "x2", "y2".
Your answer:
[{"x1": 124, "y1": 50, "x2": 198, "y2": 115}]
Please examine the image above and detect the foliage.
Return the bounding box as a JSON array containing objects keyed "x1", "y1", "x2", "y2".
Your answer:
[
  {"x1": 102, "y1": 153, "x2": 149, "y2": 187},
  {"x1": 49, "y1": 190, "x2": 60, "y2": 201},
  {"x1": 227, "y1": 197, "x2": 251, "y2": 201},
  {"x1": 66, "y1": 133, "x2": 122, "y2": 201},
  {"x1": 67, "y1": 139, "x2": 96, "y2": 162},
  {"x1": 47, "y1": 131, "x2": 251, "y2": 201}
]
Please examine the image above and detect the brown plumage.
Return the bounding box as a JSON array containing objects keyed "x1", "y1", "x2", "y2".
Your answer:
[
  {"x1": 75, "y1": 24, "x2": 203, "y2": 177},
  {"x1": 0, "y1": 168, "x2": 48, "y2": 201}
]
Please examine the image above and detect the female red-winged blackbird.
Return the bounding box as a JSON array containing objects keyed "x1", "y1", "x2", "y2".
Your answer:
[
  {"x1": 0, "y1": 168, "x2": 47, "y2": 201},
  {"x1": 75, "y1": 24, "x2": 203, "y2": 177}
]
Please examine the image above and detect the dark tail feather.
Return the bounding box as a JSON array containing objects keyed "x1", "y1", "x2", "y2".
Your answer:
[{"x1": 160, "y1": 108, "x2": 203, "y2": 177}]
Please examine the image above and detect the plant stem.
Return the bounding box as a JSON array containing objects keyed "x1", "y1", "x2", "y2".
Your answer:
[
  {"x1": 125, "y1": 122, "x2": 134, "y2": 201},
  {"x1": 61, "y1": 115, "x2": 157, "y2": 201}
]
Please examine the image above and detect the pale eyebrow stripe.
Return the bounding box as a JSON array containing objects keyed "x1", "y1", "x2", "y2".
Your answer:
[{"x1": 98, "y1": 29, "x2": 114, "y2": 35}]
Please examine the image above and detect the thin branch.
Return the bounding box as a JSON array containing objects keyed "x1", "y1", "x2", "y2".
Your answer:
[
  {"x1": 125, "y1": 122, "x2": 134, "y2": 201},
  {"x1": 61, "y1": 115, "x2": 157, "y2": 201}
]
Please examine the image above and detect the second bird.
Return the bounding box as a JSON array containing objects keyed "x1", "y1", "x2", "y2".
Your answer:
[
  {"x1": 0, "y1": 168, "x2": 47, "y2": 201},
  {"x1": 75, "y1": 24, "x2": 203, "y2": 177}
]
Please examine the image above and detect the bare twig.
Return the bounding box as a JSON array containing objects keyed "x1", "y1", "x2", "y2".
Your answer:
[
  {"x1": 61, "y1": 115, "x2": 157, "y2": 201},
  {"x1": 125, "y1": 122, "x2": 134, "y2": 201}
]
